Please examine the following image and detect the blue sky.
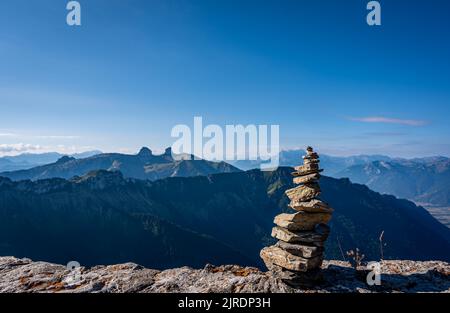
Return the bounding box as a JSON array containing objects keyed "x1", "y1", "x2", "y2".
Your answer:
[{"x1": 0, "y1": 0, "x2": 449, "y2": 157}]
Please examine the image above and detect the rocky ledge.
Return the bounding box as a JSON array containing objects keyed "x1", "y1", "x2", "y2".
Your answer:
[{"x1": 0, "y1": 257, "x2": 449, "y2": 293}]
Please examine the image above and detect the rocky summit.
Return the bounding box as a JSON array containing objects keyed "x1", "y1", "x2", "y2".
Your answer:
[
  {"x1": 261, "y1": 147, "x2": 334, "y2": 287},
  {"x1": 0, "y1": 257, "x2": 448, "y2": 293}
]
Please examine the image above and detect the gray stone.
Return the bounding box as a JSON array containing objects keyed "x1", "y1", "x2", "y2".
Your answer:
[
  {"x1": 275, "y1": 241, "x2": 324, "y2": 258},
  {"x1": 260, "y1": 246, "x2": 323, "y2": 272},
  {"x1": 291, "y1": 168, "x2": 323, "y2": 177},
  {"x1": 293, "y1": 173, "x2": 321, "y2": 185},
  {"x1": 285, "y1": 184, "x2": 321, "y2": 203},
  {"x1": 295, "y1": 163, "x2": 319, "y2": 172},
  {"x1": 271, "y1": 225, "x2": 330, "y2": 246},
  {"x1": 268, "y1": 263, "x2": 324, "y2": 288},
  {"x1": 289, "y1": 199, "x2": 334, "y2": 213},
  {"x1": 274, "y1": 211, "x2": 332, "y2": 231}
]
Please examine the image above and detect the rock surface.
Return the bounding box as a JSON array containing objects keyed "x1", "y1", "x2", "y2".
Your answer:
[
  {"x1": 260, "y1": 246, "x2": 323, "y2": 271},
  {"x1": 0, "y1": 257, "x2": 448, "y2": 293}
]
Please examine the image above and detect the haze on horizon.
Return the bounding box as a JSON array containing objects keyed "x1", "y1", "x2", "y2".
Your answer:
[{"x1": 1, "y1": 0, "x2": 450, "y2": 158}]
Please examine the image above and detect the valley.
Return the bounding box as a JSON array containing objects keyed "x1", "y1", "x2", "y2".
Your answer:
[{"x1": 1, "y1": 167, "x2": 449, "y2": 270}]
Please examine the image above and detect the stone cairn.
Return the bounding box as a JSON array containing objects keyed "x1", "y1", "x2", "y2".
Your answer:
[{"x1": 260, "y1": 146, "x2": 334, "y2": 287}]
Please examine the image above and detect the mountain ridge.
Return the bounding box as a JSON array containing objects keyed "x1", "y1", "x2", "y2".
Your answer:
[
  {"x1": 0, "y1": 147, "x2": 241, "y2": 182},
  {"x1": 336, "y1": 158, "x2": 450, "y2": 207},
  {"x1": 0, "y1": 151, "x2": 102, "y2": 172}
]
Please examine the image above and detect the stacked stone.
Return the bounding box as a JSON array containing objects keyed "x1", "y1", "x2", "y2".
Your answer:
[{"x1": 260, "y1": 146, "x2": 334, "y2": 287}]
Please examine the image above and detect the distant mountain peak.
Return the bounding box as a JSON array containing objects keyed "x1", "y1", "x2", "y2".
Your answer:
[
  {"x1": 0, "y1": 147, "x2": 242, "y2": 182},
  {"x1": 56, "y1": 156, "x2": 75, "y2": 164},
  {"x1": 138, "y1": 147, "x2": 153, "y2": 157}
]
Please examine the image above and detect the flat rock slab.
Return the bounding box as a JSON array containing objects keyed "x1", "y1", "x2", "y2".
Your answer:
[
  {"x1": 268, "y1": 263, "x2": 323, "y2": 288},
  {"x1": 295, "y1": 164, "x2": 319, "y2": 172},
  {"x1": 0, "y1": 257, "x2": 288, "y2": 293},
  {"x1": 293, "y1": 173, "x2": 320, "y2": 185},
  {"x1": 289, "y1": 199, "x2": 334, "y2": 213},
  {"x1": 291, "y1": 169, "x2": 323, "y2": 177},
  {"x1": 285, "y1": 184, "x2": 321, "y2": 203},
  {"x1": 260, "y1": 246, "x2": 323, "y2": 272},
  {"x1": 275, "y1": 241, "x2": 324, "y2": 258},
  {"x1": 271, "y1": 225, "x2": 330, "y2": 246},
  {"x1": 274, "y1": 211, "x2": 332, "y2": 231},
  {"x1": 1, "y1": 257, "x2": 449, "y2": 293}
]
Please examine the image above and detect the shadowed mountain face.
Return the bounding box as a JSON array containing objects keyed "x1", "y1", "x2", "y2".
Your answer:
[
  {"x1": 0, "y1": 168, "x2": 449, "y2": 270},
  {"x1": 336, "y1": 158, "x2": 450, "y2": 207},
  {"x1": 0, "y1": 172, "x2": 250, "y2": 269},
  {"x1": 0, "y1": 147, "x2": 240, "y2": 182}
]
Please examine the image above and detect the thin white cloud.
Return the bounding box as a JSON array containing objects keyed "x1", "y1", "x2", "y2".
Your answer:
[
  {"x1": 35, "y1": 135, "x2": 81, "y2": 140},
  {"x1": 0, "y1": 143, "x2": 96, "y2": 157},
  {"x1": 349, "y1": 116, "x2": 428, "y2": 126},
  {"x1": 0, "y1": 143, "x2": 41, "y2": 154},
  {"x1": 0, "y1": 133, "x2": 80, "y2": 140}
]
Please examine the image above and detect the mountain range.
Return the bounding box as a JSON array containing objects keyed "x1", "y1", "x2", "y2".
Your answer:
[
  {"x1": 1, "y1": 168, "x2": 449, "y2": 270},
  {"x1": 230, "y1": 150, "x2": 393, "y2": 175},
  {"x1": 336, "y1": 157, "x2": 450, "y2": 207},
  {"x1": 2, "y1": 148, "x2": 450, "y2": 208},
  {"x1": 0, "y1": 151, "x2": 102, "y2": 172},
  {"x1": 1, "y1": 149, "x2": 390, "y2": 177},
  {"x1": 0, "y1": 147, "x2": 240, "y2": 182},
  {"x1": 231, "y1": 150, "x2": 450, "y2": 208}
]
